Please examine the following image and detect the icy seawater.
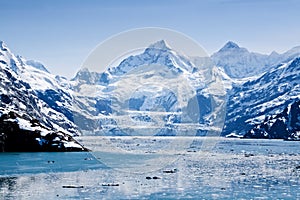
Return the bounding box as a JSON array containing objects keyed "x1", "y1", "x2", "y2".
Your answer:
[{"x1": 1, "y1": 137, "x2": 300, "y2": 199}]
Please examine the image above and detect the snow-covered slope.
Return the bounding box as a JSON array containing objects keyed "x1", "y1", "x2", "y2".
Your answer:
[
  {"x1": 72, "y1": 40, "x2": 226, "y2": 136},
  {"x1": 244, "y1": 100, "x2": 300, "y2": 139},
  {"x1": 223, "y1": 57, "x2": 300, "y2": 137},
  {"x1": 0, "y1": 41, "x2": 77, "y2": 134},
  {"x1": 211, "y1": 41, "x2": 270, "y2": 79},
  {"x1": 212, "y1": 41, "x2": 300, "y2": 79},
  {"x1": 107, "y1": 40, "x2": 197, "y2": 76},
  {"x1": 0, "y1": 41, "x2": 85, "y2": 151}
]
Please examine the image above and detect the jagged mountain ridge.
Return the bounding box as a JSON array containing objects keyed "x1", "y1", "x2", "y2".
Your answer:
[
  {"x1": 0, "y1": 39, "x2": 299, "y2": 141},
  {"x1": 211, "y1": 41, "x2": 300, "y2": 79},
  {"x1": 107, "y1": 40, "x2": 197, "y2": 76}
]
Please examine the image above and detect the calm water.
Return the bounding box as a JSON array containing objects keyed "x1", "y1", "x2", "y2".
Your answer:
[{"x1": 1, "y1": 137, "x2": 300, "y2": 199}]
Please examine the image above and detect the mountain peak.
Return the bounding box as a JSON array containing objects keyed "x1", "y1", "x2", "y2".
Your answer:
[
  {"x1": 78, "y1": 67, "x2": 90, "y2": 73},
  {"x1": 219, "y1": 41, "x2": 240, "y2": 52},
  {"x1": 148, "y1": 40, "x2": 171, "y2": 50},
  {"x1": 26, "y1": 60, "x2": 50, "y2": 73},
  {"x1": 0, "y1": 40, "x2": 8, "y2": 51},
  {"x1": 270, "y1": 51, "x2": 279, "y2": 57}
]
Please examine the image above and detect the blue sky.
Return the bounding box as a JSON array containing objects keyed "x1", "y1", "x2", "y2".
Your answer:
[{"x1": 1, "y1": 0, "x2": 300, "y2": 78}]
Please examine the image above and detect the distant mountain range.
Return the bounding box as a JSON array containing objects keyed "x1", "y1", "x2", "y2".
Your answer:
[
  {"x1": 212, "y1": 41, "x2": 300, "y2": 79},
  {"x1": 0, "y1": 39, "x2": 299, "y2": 150}
]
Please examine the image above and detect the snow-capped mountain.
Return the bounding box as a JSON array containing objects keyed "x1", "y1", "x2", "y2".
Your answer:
[
  {"x1": 0, "y1": 41, "x2": 86, "y2": 151},
  {"x1": 223, "y1": 57, "x2": 300, "y2": 138},
  {"x1": 1, "y1": 38, "x2": 299, "y2": 144},
  {"x1": 72, "y1": 40, "x2": 226, "y2": 136},
  {"x1": 0, "y1": 41, "x2": 77, "y2": 134},
  {"x1": 107, "y1": 40, "x2": 197, "y2": 76},
  {"x1": 211, "y1": 41, "x2": 270, "y2": 79},
  {"x1": 212, "y1": 41, "x2": 300, "y2": 79}
]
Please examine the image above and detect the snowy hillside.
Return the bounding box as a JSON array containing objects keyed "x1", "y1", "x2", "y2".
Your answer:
[
  {"x1": 244, "y1": 100, "x2": 300, "y2": 139},
  {"x1": 0, "y1": 41, "x2": 86, "y2": 151},
  {"x1": 223, "y1": 57, "x2": 300, "y2": 138}
]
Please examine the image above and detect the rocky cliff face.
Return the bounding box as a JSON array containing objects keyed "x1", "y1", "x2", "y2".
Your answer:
[
  {"x1": 244, "y1": 100, "x2": 300, "y2": 140},
  {"x1": 0, "y1": 111, "x2": 88, "y2": 152}
]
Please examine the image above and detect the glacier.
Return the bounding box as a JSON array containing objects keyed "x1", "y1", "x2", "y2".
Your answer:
[{"x1": 72, "y1": 40, "x2": 226, "y2": 137}]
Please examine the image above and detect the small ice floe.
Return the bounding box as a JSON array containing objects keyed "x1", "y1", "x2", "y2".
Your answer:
[
  {"x1": 225, "y1": 133, "x2": 243, "y2": 138},
  {"x1": 244, "y1": 153, "x2": 255, "y2": 157}
]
